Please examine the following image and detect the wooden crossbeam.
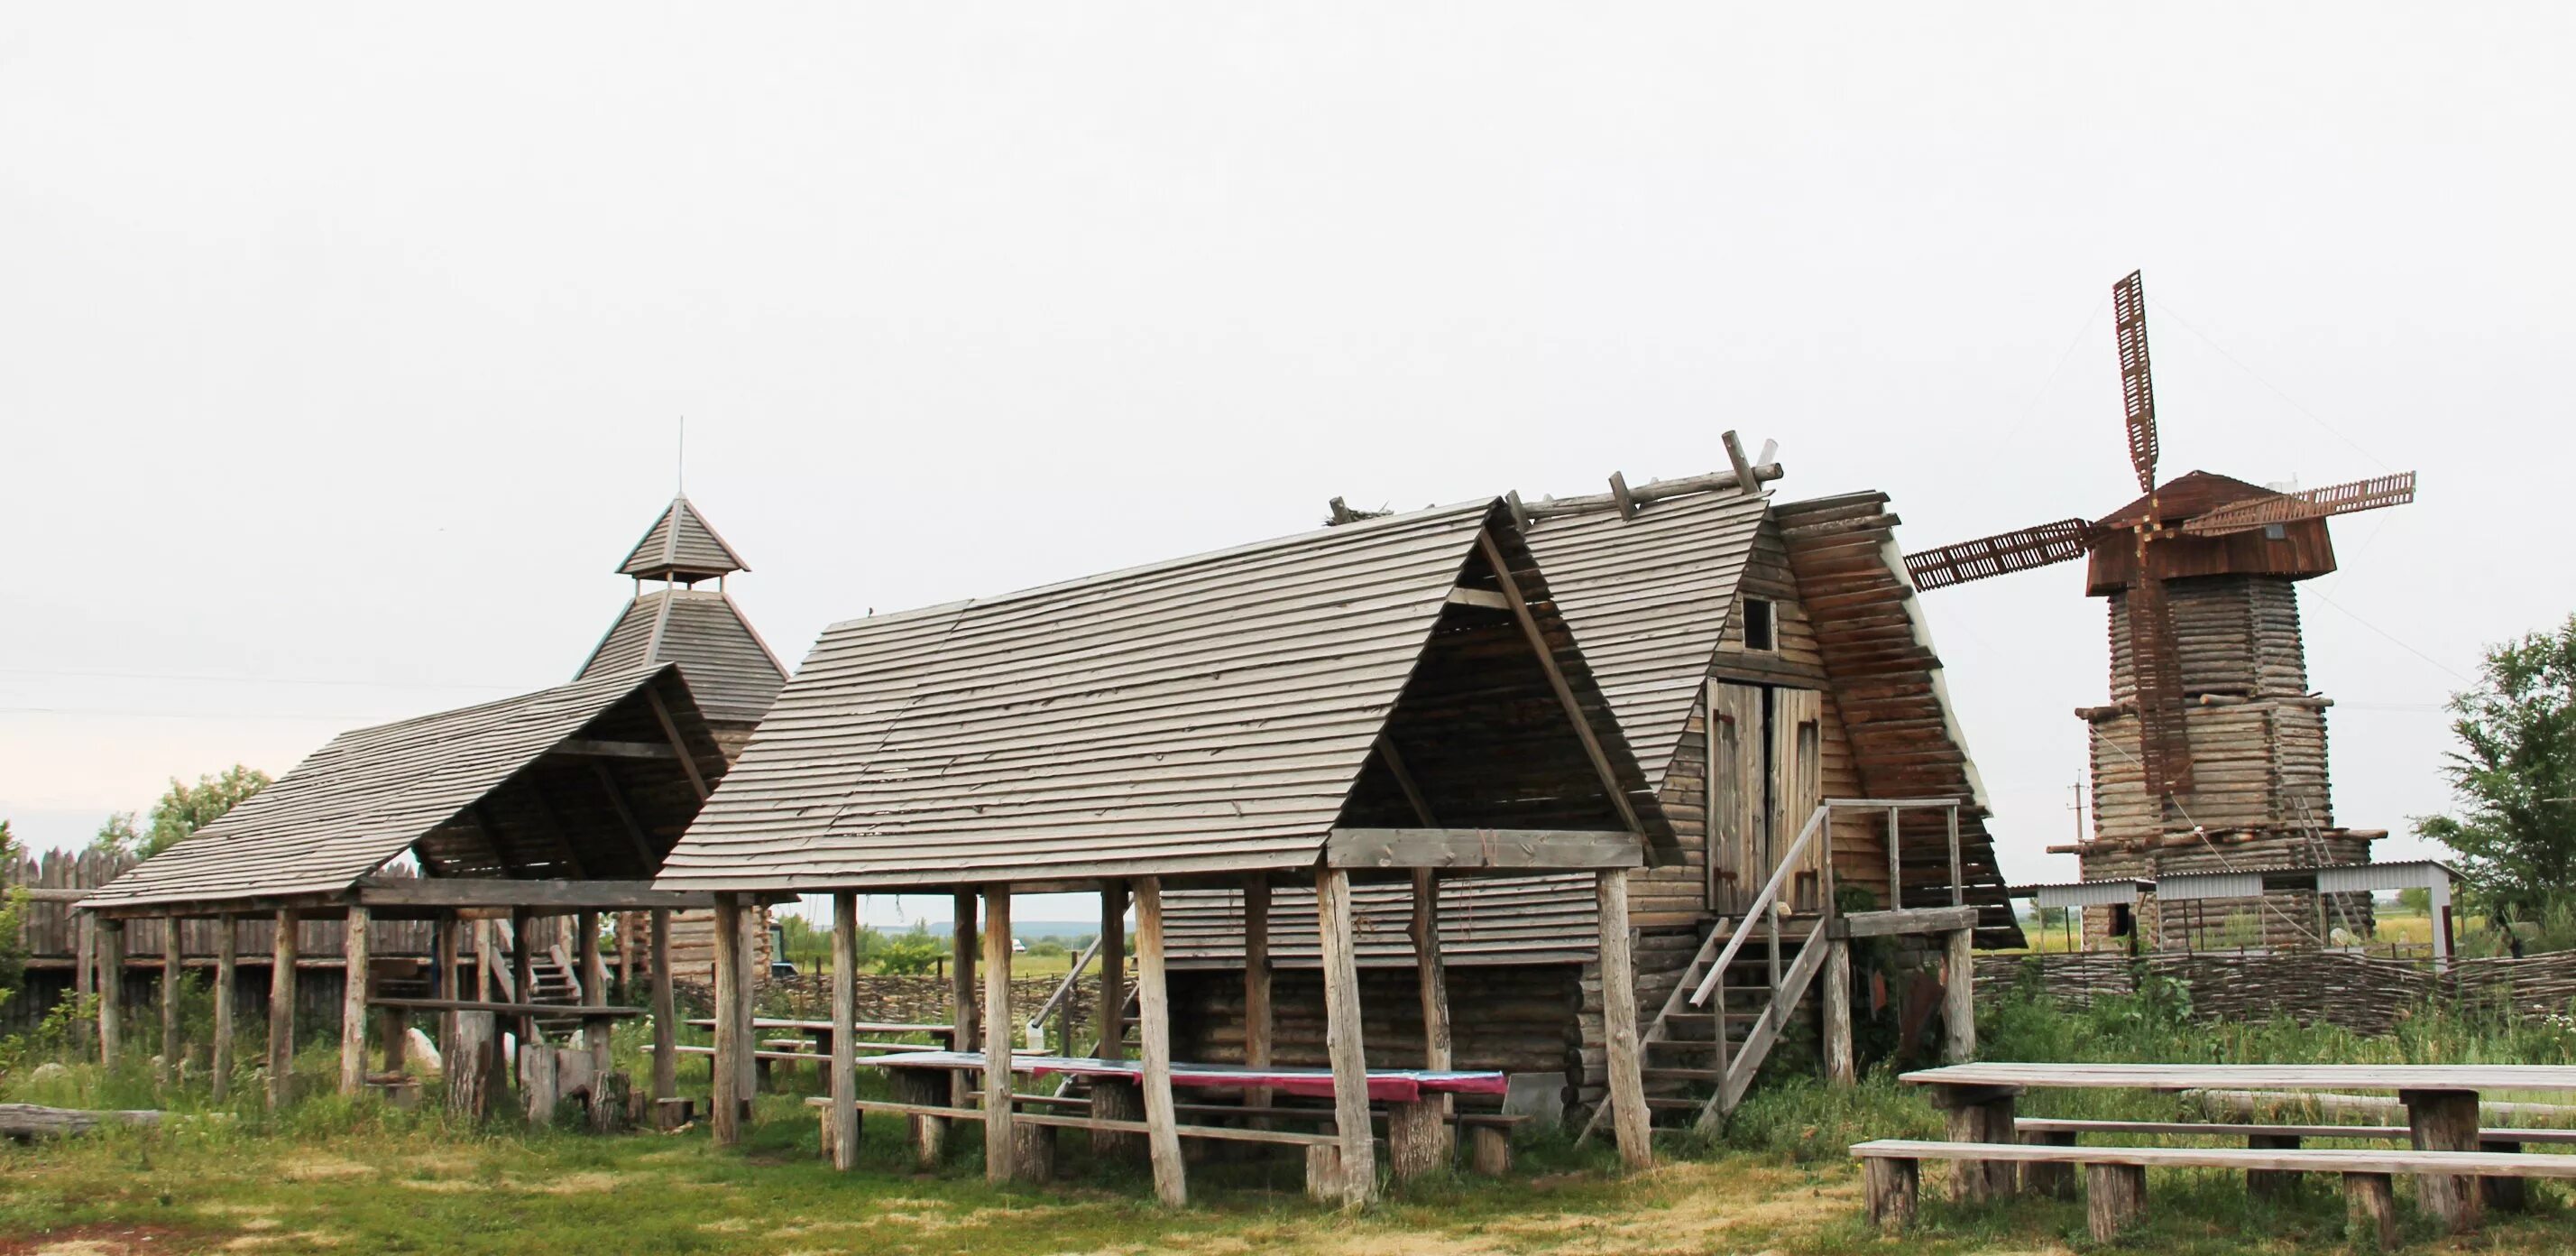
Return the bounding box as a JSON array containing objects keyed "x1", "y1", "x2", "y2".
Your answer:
[
  {"x1": 1474, "y1": 531, "x2": 1645, "y2": 836},
  {"x1": 354, "y1": 878, "x2": 714, "y2": 910},
  {"x1": 550, "y1": 739, "x2": 677, "y2": 761},
  {"x1": 1325, "y1": 827, "x2": 1642, "y2": 870}
]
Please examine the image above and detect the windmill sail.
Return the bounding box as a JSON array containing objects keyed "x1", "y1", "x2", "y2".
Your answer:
[
  {"x1": 2112, "y1": 271, "x2": 2159, "y2": 494},
  {"x1": 2123, "y1": 568, "x2": 2196, "y2": 799},
  {"x1": 1904, "y1": 518, "x2": 2095, "y2": 591},
  {"x1": 2179, "y1": 470, "x2": 2417, "y2": 537}
]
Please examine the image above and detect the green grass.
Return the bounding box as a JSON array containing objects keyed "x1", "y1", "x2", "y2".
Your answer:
[{"x1": 7, "y1": 986, "x2": 2576, "y2": 1252}]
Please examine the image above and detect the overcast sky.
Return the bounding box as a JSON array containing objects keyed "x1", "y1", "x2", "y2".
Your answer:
[{"x1": 3, "y1": 5, "x2": 2566, "y2": 930}]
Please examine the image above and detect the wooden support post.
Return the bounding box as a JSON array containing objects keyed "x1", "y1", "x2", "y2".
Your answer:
[
  {"x1": 1823, "y1": 937, "x2": 1854, "y2": 1087},
  {"x1": 649, "y1": 909, "x2": 676, "y2": 1108},
  {"x1": 1933, "y1": 1085, "x2": 2019, "y2": 1203},
  {"x1": 2404, "y1": 1087, "x2": 2483, "y2": 1233},
  {"x1": 448, "y1": 1011, "x2": 496, "y2": 1121},
  {"x1": 617, "y1": 913, "x2": 636, "y2": 1002},
  {"x1": 1943, "y1": 928, "x2": 1976, "y2": 1062},
  {"x1": 211, "y1": 916, "x2": 235, "y2": 1103},
  {"x1": 2085, "y1": 1162, "x2": 2147, "y2": 1242},
  {"x1": 1863, "y1": 1157, "x2": 1919, "y2": 1231},
  {"x1": 951, "y1": 891, "x2": 977, "y2": 1108},
  {"x1": 1595, "y1": 870, "x2": 1651, "y2": 1171},
  {"x1": 1315, "y1": 867, "x2": 1377, "y2": 1205},
  {"x1": 267, "y1": 910, "x2": 295, "y2": 1110},
  {"x1": 889, "y1": 1068, "x2": 948, "y2": 1167},
  {"x1": 732, "y1": 902, "x2": 759, "y2": 1105},
  {"x1": 1244, "y1": 879, "x2": 1274, "y2": 1114},
  {"x1": 1134, "y1": 878, "x2": 1188, "y2": 1207},
  {"x1": 96, "y1": 919, "x2": 124, "y2": 1068},
  {"x1": 340, "y1": 905, "x2": 370, "y2": 1097},
  {"x1": 711, "y1": 894, "x2": 743, "y2": 1146},
  {"x1": 1406, "y1": 869, "x2": 1454, "y2": 1177},
  {"x1": 981, "y1": 885, "x2": 1017, "y2": 1185},
  {"x1": 2247, "y1": 1132, "x2": 2303, "y2": 1199},
  {"x1": 579, "y1": 910, "x2": 612, "y2": 1131},
  {"x1": 510, "y1": 907, "x2": 535, "y2": 1050},
  {"x1": 2480, "y1": 1137, "x2": 2529, "y2": 1211},
  {"x1": 1097, "y1": 883, "x2": 1126, "y2": 1060},
  {"x1": 829, "y1": 892, "x2": 860, "y2": 1170},
  {"x1": 160, "y1": 918, "x2": 183, "y2": 1089},
  {"x1": 2021, "y1": 1130, "x2": 2078, "y2": 1199},
  {"x1": 2345, "y1": 1172, "x2": 2399, "y2": 1251},
  {"x1": 474, "y1": 920, "x2": 492, "y2": 1001},
  {"x1": 432, "y1": 912, "x2": 459, "y2": 1071},
  {"x1": 74, "y1": 912, "x2": 96, "y2": 1057}
]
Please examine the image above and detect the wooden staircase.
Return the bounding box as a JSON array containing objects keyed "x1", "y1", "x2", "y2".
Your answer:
[
  {"x1": 1586, "y1": 909, "x2": 1832, "y2": 1137},
  {"x1": 481, "y1": 919, "x2": 588, "y2": 1040}
]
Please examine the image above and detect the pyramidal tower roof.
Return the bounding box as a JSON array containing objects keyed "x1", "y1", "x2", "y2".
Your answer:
[{"x1": 618, "y1": 495, "x2": 750, "y2": 582}]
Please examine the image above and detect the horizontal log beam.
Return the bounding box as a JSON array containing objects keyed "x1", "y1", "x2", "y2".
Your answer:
[
  {"x1": 1444, "y1": 587, "x2": 1513, "y2": 611},
  {"x1": 354, "y1": 879, "x2": 715, "y2": 910},
  {"x1": 1833, "y1": 906, "x2": 1982, "y2": 938},
  {"x1": 1324, "y1": 828, "x2": 1642, "y2": 871},
  {"x1": 550, "y1": 739, "x2": 679, "y2": 761}
]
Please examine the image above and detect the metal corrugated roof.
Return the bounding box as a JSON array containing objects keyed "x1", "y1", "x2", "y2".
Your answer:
[
  {"x1": 1521, "y1": 489, "x2": 1771, "y2": 789},
  {"x1": 576, "y1": 589, "x2": 787, "y2": 724},
  {"x1": 81, "y1": 666, "x2": 695, "y2": 911},
  {"x1": 658, "y1": 501, "x2": 1524, "y2": 891},
  {"x1": 618, "y1": 496, "x2": 750, "y2": 578}
]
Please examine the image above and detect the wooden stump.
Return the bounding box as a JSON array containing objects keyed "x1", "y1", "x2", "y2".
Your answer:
[
  {"x1": 1388, "y1": 1100, "x2": 1449, "y2": 1182},
  {"x1": 889, "y1": 1069, "x2": 948, "y2": 1168},
  {"x1": 1090, "y1": 1078, "x2": 1146, "y2": 1162},
  {"x1": 1467, "y1": 1124, "x2": 1513, "y2": 1178},
  {"x1": 2403, "y1": 1087, "x2": 2483, "y2": 1233},
  {"x1": 2247, "y1": 1132, "x2": 2303, "y2": 1200},
  {"x1": 1938, "y1": 1091, "x2": 2019, "y2": 1203},
  {"x1": 1012, "y1": 1122, "x2": 1056, "y2": 1185},
  {"x1": 2344, "y1": 1171, "x2": 2398, "y2": 1251},
  {"x1": 522, "y1": 1043, "x2": 560, "y2": 1127},
  {"x1": 2021, "y1": 1130, "x2": 2078, "y2": 1199},
  {"x1": 446, "y1": 1011, "x2": 497, "y2": 1122},
  {"x1": 1863, "y1": 1157, "x2": 1919, "y2": 1232},
  {"x1": 2479, "y1": 1138, "x2": 2527, "y2": 1212},
  {"x1": 653, "y1": 1097, "x2": 695, "y2": 1131},
  {"x1": 1303, "y1": 1144, "x2": 1344, "y2": 1204},
  {"x1": 2084, "y1": 1162, "x2": 2147, "y2": 1243}
]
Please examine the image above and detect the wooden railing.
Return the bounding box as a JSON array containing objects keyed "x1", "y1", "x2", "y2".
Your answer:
[{"x1": 1024, "y1": 934, "x2": 1105, "y2": 1051}]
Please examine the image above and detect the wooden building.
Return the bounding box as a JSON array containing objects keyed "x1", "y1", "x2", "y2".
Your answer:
[
  {"x1": 657, "y1": 497, "x2": 1679, "y2": 1203},
  {"x1": 78, "y1": 664, "x2": 727, "y2": 1120},
  {"x1": 1163, "y1": 456, "x2": 2017, "y2": 1129}
]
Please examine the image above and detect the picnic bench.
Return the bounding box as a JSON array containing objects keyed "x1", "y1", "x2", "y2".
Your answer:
[
  {"x1": 1885, "y1": 1063, "x2": 2576, "y2": 1239},
  {"x1": 813, "y1": 1049, "x2": 1511, "y2": 1196}
]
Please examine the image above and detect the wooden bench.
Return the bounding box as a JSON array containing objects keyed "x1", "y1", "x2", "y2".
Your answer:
[
  {"x1": 1854, "y1": 1138, "x2": 2576, "y2": 1248},
  {"x1": 2015, "y1": 1118, "x2": 2576, "y2": 1207}
]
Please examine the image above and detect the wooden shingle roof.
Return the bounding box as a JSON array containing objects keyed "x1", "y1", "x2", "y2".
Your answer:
[
  {"x1": 576, "y1": 588, "x2": 788, "y2": 725},
  {"x1": 81, "y1": 666, "x2": 724, "y2": 913},
  {"x1": 658, "y1": 500, "x2": 1660, "y2": 891},
  {"x1": 618, "y1": 496, "x2": 750, "y2": 580}
]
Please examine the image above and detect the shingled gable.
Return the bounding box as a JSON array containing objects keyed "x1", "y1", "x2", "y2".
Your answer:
[
  {"x1": 654, "y1": 499, "x2": 1671, "y2": 893},
  {"x1": 81, "y1": 665, "x2": 730, "y2": 916},
  {"x1": 577, "y1": 588, "x2": 787, "y2": 724}
]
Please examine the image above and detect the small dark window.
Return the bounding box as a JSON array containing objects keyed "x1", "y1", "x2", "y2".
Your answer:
[
  {"x1": 2263, "y1": 523, "x2": 2287, "y2": 540},
  {"x1": 1741, "y1": 598, "x2": 1776, "y2": 651}
]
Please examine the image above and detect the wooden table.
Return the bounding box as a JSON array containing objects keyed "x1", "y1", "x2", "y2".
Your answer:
[{"x1": 1902, "y1": 1062, "x2": 2576, "y2": 1231}]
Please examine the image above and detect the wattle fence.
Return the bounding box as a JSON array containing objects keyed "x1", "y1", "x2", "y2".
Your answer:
[{"x1": 1976, "y1": 949, "x2": 2576, "y2": 1037}]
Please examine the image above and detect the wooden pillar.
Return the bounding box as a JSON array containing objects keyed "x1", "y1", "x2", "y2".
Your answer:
[
  {"x1": 431, "y1": 913, "x2": 458, "y2": 1071},
  {"x1": 1595, "y1": 870, "x2": 1651, "y2": 1170},
  {"x1": 1097, "y1": 883, "x2": 1126, "y2": 1059},
  {"x1": 1133, "y1": 878, "x2": 1188, "y2": 1207},
  {"x1": 73, "y1": 912, "x2": 97, "y2": 1057},
  {"x1": 711, "y1": 893, "x2": 743, "y2": 1146},
  {"x1": 1864, "y1": 1156, "x2": 1919, "y2": 1231},
  {"x1": 1314, "y1": 867, "x2": 1376, "y2": 1205},
  {"x1": 981, "y1": 885, "x2": 1017, "y2": 1185},
  {"x1": 1407, "y1": 870, "x2": 1454, "y2": 1174},
  {"x1": 1243, "y1": 880, "x2": 1273, "y2": 1113},
  {"x1": 617, "y1": 912, "x2": 637, "y2": 1002},
  {"x1": 160, "y1": 917, "x2": 183, "y2": 1088},
  {"x1": 474, "y1": 919, "x2": 492, "y2": 1001},
  {"x1": 1937, "y1": 1086, "x2": 2019, "y2": 1203},
  {"x1": 2085, "y1": 1162, "x2": 2147, "y2": 1242},
  {"x1": 267, "y1": 910, "x2": 296, "y2": 1110},
  {"x1": 579, "y1": 910, "x2": 612, "y2": 1131},
  {"x1": 649, "y1": 908, "x2": 676, "y2": 1105},
  {"x1": 510, "y1": 907, "x2": 535, "y2": 1053},
  {"x1": 1823, "y1": 938, "x2": 1855, "y2": 1086},
  {"x1": 732, "y1": 902, "x2": 759, "y2": 1104},
  {"x1": 211, "y1": 916, "x2": 236, "y2": 1103},
  {"x1": 951, "y1": 891, "x2": 977, "y2": 1107},
  {"x1": 829, "y1": 892, "x2": 860, "y2": 1170},
  {"x1": 339, "y1": 904, "x2": 370, "y2": 1097},
  {"x1": 2346, "y1": 1172, "x2": 2399, "y2": 1251},
  {"x1": 2405, "y1": 1088, "x2": 2483, "y2": 1233},
  {"x1": 1943, "y1": 928, "x2": 1976, "y2": 1063},
  {"x1": 95, "y1": 919, "x2": 124, "y2": 1067}
]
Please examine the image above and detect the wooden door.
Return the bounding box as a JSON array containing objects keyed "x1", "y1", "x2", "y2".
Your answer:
[
  {"x1": 1770, "y1": 688, "x2": 1825, "y2": 911},
  {"x1": 1707, "y1": 682, "x2": 1765, "y2": 915}
]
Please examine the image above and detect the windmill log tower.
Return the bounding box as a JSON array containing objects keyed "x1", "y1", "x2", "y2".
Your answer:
[{"x1": 1905, "y1": 272, "x2": 2417, "y2": 950}]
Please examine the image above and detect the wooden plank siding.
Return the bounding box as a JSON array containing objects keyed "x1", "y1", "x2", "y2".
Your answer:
[{"x1": 575, "y1": 589, "x2": 788, "y2": 726}]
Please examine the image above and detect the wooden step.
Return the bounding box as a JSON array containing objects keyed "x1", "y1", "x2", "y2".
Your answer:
[{"x1": 1641, "y1": 1067, "x2": 1724, "y2": 1082}]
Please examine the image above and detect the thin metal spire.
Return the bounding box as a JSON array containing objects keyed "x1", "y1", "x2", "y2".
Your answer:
[{"x1": 677, "y1": 415, "x2": 686, "y2": 494}]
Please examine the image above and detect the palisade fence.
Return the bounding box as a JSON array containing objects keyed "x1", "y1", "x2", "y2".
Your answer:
[{"x1": 1975, "y1": 949, "x2": 2576, "y2": 1038}]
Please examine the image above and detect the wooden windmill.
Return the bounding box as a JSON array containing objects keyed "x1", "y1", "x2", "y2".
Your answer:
[{"x1": 1904, "y1": 272, "x2": 2415, "y2": 938}]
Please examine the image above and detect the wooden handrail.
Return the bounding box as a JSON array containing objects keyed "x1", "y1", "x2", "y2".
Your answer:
[
  {"x1": 1688, "y1": 802, "x2": 1833, "y2": 1008},
  {"x1": 1026, "y1": 934, "x2": 1105, "y2": 1048}
]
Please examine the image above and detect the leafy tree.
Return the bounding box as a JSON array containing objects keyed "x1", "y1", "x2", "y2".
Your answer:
[
  {"x1": 873, "y1": 930, "x2": 944, "y2": 975},
  {"x1": 0, "y1": 823, "x2": 27, "y2": 1006},
  {"x1": 2415, "y1": 614, "x2": 2576, "y2": 923},
  {"x1": 90, "y1": 765, "x2": 271, "y2": 860}
]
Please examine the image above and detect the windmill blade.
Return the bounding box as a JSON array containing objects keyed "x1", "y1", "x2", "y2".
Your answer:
[
  {"x1": 1905, "y1": 518, "x2": 2096, "y2": 591},
  {"x1": 2124, "y1": 568, "x2": 2197, "y2": 799},
  {"x1": 2179, "y1": 470, "x2": 2418, "y2": 537},
  {"x1": 2112, "y1": 271, "x2": 2159, "y2": 494}
]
